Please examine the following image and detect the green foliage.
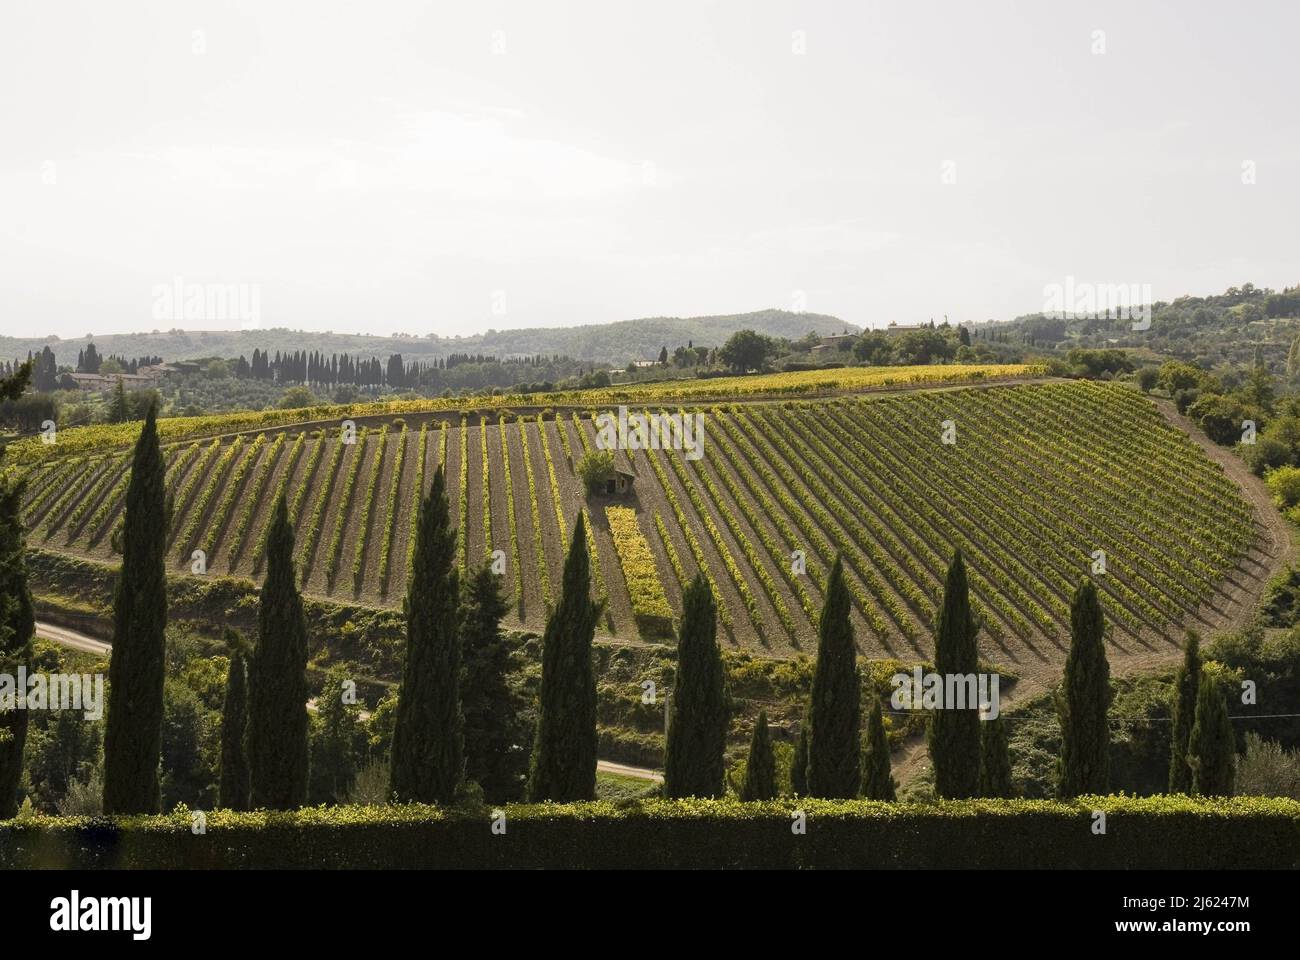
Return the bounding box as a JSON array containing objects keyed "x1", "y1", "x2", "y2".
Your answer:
[
  {"x1": 719, "y1": 329, "x2": 775, "y2": 373},
  {"x1": 1267, "y1": 465, "x2": 1300, "y2": 510},
  {"x1": 577, "y1": 449, "x2": 616, "y2": 496},
  {"x1": 390, "y1": 466, "x2": 463, "y2": 805},
  {"x1": 528, "y1": 515, "x2": 603, "y2": 802},
  {"x1": 790, "y1": 726, "x2": 808, "y2": 796},
  {"x1": 1236, "y1": 733, "x2": 1300, "y2": 799},
  {"x1": 248, "y1": 496, "x2": 310, "y2": 810},
  {"x1": 928, "y1": 551, "x2": 980, "y2": 799},
  {"x1": 1059, "y1": 580, "x2": 1111, "y2": 798},
  {"x1": 5, "y1": 796, "x2": 1298, "y2": 869},
  {"x1": 806, "y1": 555, "x2": 861, "y2": 798},
  {"x1": 161, "y1": 679, "x2": 216, "y2": 810},
  {"x1": 308, "y1": 667, "x2": 366, "y2": 805},
  {"x1": 1190, "y1": 674, "x2": 1235, "y2": 797},
  {"x1": 1168, "y1": 632, "x2": 1202, "y2": 793},
  {"x1": 861, "y1": 696, "x2": 896, "y2": 801},
  {"x1": 0, "y1": 476, "x2": 35, "y2": 819},
  {"x1": 103, "y1": 404, "x2": 168, "y2": 815},
  {"x1": 461, "y1": 562, "x2": 531, "y2": 803},
  {"x1": 739, "y1": 711, "x2": 777, "y2": 801},
  {"x1": 219, "y1": 648, "x2": 250, "y2": 811},
  {"x1": 664, "y1": 573, "x2": 728, "y2": 799},
  {"x1": 979, "y1": 716, "x2": 1013, "y2": 799}
]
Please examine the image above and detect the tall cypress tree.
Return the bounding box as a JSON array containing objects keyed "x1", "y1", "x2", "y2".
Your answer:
[
  {"x1": 528, "y1": 514, "x2": 603, "y2": 802},
  {"x1": 0, "y1": 479, "x2": 35, "y2": 819},
  {"x1": 807, "y1": 554, "x2": 861, "y2": 797},
  {"x1": 1189, "y1": 675, "x2": 1235, "y2": 797},
  {"x1": 103, "y1": 403, "x2": 168, "y2": 814},
  {"x1": 248, "y1": 495, "x2": 309, "y2": 810},
  {"x1": 861, "y1": 694, "x2": 896, "y2": 801},
  {"x1": 928, "y1": 550, "x2": 981, "y2": 799},
  {"x1": 461, "y1": 559, "x2": 530, "y2": 802},
  {"x1": 390, "y1": 466, "x2": 463, "y2": 804},
  {"x1": 664, "y1": 572, "x2": 728, "y2": 798},
  {"x1": 790, "y1": 726, "x2": 809, "y2": 796},
  {"x1": 219, "y1": 641, "x2": 251, "y2": 811},
  {"x1": 740, "y1": 710, "x2": 777, "y2": 801},
  {"x1": 1058, "y1": 579, "x2": 1111, "y2": 798},
  {"x1": 979, "y1": 715, "x2": 1014, "y2": 798},
  {"x1": 1168, "y1": 631, "x2": 1202, "y2": 793}
]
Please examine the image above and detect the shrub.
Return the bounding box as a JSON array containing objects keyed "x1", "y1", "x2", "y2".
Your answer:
[
  {"x1": 1266, "y1": 465, "x2": 1300, "y2": 510},
  {"x1": 1236, "y1": 733, "x2": 1300, "y2": 799},
  {"x1": 3, "y1": 796, "x2": 1297, "y2": 869},
  {"x1": 578, "y1": 449, "x2": 616, "y2": 495}
]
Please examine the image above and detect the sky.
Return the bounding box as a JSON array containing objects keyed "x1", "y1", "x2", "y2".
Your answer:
[{"x1": 1, "y1": 0, "x2": 1297, "y2": 339}]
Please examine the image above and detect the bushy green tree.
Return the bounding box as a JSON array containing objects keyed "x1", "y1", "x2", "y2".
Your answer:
[
  {"x1": 1189, "y1": 675, "x2": 1236, "y2": 797},
  {"x1": 161, "y1": 679, "x2": 215, "y2": 809},
  {"x1": 979, "y1": 715, "x2": 1013, "y2": 798},
  {"x1": 248, "y1": 495, "x2": 310, "y2": 810},
  {"x1": 390, "y1": 466, "x2": 463, "y2": 804},
  {"x1": 309, "y1": 667, "x2": 365, "y2": 805},
  {"x1": 790, "y1": 726, "x2": 808, "y2": 796},
  {"x1": 1059, "y1": 580, "x2": 1111, "y2": 797},
  {"x1": 928, "y1": 550, "x2": 981, "y2": 799},
  {"x1": 528, "y1": 514, "x2": 603, "y2": 802},
  {"x1": 861, "y1": 695, "x2": 896, "y2": 801},
  {"x1": 664, "y1": 573, "x2": 728, "y2": 798},
  {"x1": 103, "y1": 404, "x2": 168, "y2": 814},
  {"x1": 218, "y1": 645, "x2": 250, "y2": 811},
  {"x1": 1168, "y1": 631, "x2": 1202, "y2": 793},
  {"x1": 461, "y1": 561, "x2": 530, "y2": 802},
  {"x1": 740, "y1": 711, "x2": 777, "y2": 801},
  {"x1": 0, "y1": 476, "x2": 35, "y2": 819},
  {"x1": 807, "y1": 555, "x2": 861, "y2": 797}
]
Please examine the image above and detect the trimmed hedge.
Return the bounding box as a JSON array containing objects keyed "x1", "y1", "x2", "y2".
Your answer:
[{"x1": 2, "y1": 796, "x2": 1296, "y2": 869}]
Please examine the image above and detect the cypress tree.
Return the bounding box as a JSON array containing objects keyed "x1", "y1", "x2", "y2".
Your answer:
[
  {"x1": 1058, "y1": 579, "x2": 1111, "y2": 798},
  {"x1": 248, "y1": 495, "x2": 310, "y2": 810},
  {"x1": 861, "y1": 694, "x2": 896, "y2": 801},
  {"x1": 1189, "y1": 675, "x2": 1235, "y2": 797},
  {"x1": 979, "y1": 715, "x2": 1014, "y2": 798},
  {"x1": 928, "y1": 550, "x2": 981, "y2": 799},
  {"x1": 390, "y1": 466, "x2": 463, "y2": 804},
  {"x1": 1168, "y1": 631, "x2": 1202, "y2": 793},
  {"x1": 103, "y1": 403, "x2": 168, "y2": 814},
  {"x1": 461, "y1": 559, "x2": 530, "y2": 802},
  {"x1": 528, "y1": 514, "x2": 603, "y2": 802},
  {"x1": 807, "y1": 554, "x2": 861, "y2": 798},
  {"x1": 664, "y1": 572, "x2": 728, "y2": 798},
  {"x1": 0, "y1": 479, "x2": 35, "y2": 819},
  {"x1": 218, "y1": 641, "x2": 251, "y2": 811},
  {"x1": 739, "y1": 710, "x2": 777, "y2": 801},
  {"x1": 790, "y1": 725, "x2": 809, "y2": 796}
]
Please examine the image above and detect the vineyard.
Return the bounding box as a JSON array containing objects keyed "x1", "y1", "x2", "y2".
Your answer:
[{"x1": 12, "y1": 378, "x2": 1264, "y2": 667}]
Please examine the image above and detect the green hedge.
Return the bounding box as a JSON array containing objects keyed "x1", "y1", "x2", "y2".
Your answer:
[{"x1": 2, "y1": 796, "x2": 1296, "y2": 869}]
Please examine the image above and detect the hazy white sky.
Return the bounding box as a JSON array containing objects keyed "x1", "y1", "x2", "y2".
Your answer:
[{"x1": 2, "y1": 0, "x2": 1297, "y2": 339}]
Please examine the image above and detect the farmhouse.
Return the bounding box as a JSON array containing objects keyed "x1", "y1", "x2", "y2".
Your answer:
[
  {"x1": 811, "y1": 333, "x2": 858, "y2": 356},
  {"x1": 604, "y1": 466, "x2": 635, "y2": 495},
  {"x1": 885, "y1": 322, "x2": 927, "y2": 335}
]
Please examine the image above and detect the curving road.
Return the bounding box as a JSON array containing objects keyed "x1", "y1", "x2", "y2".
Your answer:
[{"x1": 35, "y1": 620, "x2": 664, "y2": 783}]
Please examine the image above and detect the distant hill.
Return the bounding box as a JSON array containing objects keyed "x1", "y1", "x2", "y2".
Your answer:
[{"x1": 1, "y1": 309, "x2": 854, "y2": 368}]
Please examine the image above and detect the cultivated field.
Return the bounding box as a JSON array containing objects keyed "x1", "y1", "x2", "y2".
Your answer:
[{"x1": 13, "y1": 375, "x2": 1264, "y2": 671}]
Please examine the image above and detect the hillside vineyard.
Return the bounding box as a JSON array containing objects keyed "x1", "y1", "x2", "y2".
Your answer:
[{"x1": 16, "y1": 380, "x2": 1255, "y2": 665}]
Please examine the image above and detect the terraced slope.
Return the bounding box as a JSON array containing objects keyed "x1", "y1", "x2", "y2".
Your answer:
[{"x1": 16, "y1": 380, "x2": 1261, "y2": 668}]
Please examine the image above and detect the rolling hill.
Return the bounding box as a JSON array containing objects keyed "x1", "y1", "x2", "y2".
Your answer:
[
  {"x1": 13, "y1": 365, "x2": 1263, "y2": 674},
  {"x1": 1, "y1": 309, "x2": 854, "y2": 368}
]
